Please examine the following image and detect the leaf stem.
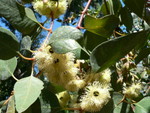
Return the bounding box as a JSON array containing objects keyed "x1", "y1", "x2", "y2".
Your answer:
[
  {"x1": 76, "y1": 0, "x2": 92, "y2": 29},
  {"x1": 17, "y1": 52, "x2": 35, "y2": 61}
]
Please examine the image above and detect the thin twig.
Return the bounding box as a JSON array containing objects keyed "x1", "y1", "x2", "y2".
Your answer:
[
  {"x1": 3, "y1": 91, "x2": 14, "y2": 105},
  {"x1": 76, "y1": 0, "x2": 92, "y2": 29},
  {"x1": 35, "y1": 71, "x2": 43, "y2": 77},
  {"x1": 117, "y1": 95, "x2": 125, "y2": 105}
]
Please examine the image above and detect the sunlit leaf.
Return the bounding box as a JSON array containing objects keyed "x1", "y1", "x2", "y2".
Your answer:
[
  {"x1": 14, "y1": 76, "x2": 44, "y2": 113},
  {"x1": 134, "y1": 97, "x2": 150, "y2": 113},
  {"x1": 84, "y1": 15, "x2": 119, "y2": 37},
  {"x1": 49, "y1": 26, "x2": 83, "y2": 43},
  {"x1": 0, "y1": 57, "x2": 17, "y2": 80}
]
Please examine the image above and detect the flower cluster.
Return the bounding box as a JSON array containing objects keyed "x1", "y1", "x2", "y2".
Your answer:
[
  {"x1": 32, "y1": 0, "x2": 67, "y2": 18},
  {"x1": 34, "y1": 44, "x2": 112, "y2": 112},
  {"x1": 123, "y1": 82, "x2": 143, "y2": 99},
  {"x1": 34, "y1": 44, "x2": 86, "y2": 91}
]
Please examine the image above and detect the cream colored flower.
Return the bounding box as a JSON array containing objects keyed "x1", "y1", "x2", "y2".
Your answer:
[
  {"x1": 99, "y1": 68, "x2": 111, "y2": 84},
  {"x1": 123, "y1": 82, "x2": 143, "y2": 99},
  {"x1": 65, "y1": 79, "x2": 86, "y2": 91},
  {"x1": 80, "y1": 81, "x2": 110, "y2": 112},
  {"x1": 56, "y1": 91, "x2": 70, "y2": 107},
  {"x1": 32, "y1": 0, "x2": 67, "y2": 18}
]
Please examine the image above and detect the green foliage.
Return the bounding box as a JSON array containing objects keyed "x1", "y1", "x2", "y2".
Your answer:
[
  {"x1": 0, "y1": 57, "x2": 17, "y2": 80},
  {"x1": 0, "y1": 27, "x2": 19, "y2": 60},
  {"x1": 90, "y1": 30, "x2": 149, "y2": 72},
  {"x1": 134, "y1": 97, "x2": 150, "y2": 113},
  {"x1": 49, "y1": 26, "x2": 83, "y2": 43},
  {"x1": 14, "y1": 76, "x2": 44, "y2": 112},
  {"x1": 0, "y1": 0, "x2": 150, "y2": 112},
  {"x1": 84, "y1": 15, "x2": 120, "y2": 37},
  {"x1": 124, "y1": 0, "x2": 146, "y2": 18},
  {"x1": 120, "y1": 7, "x2": 133, "y2": 31},
  {"x1": 51, "y1": 39, "x2": 82, "y2": 58},
  {"x1": 0, "y1": 0, "x2": 39, "y2": 35}
]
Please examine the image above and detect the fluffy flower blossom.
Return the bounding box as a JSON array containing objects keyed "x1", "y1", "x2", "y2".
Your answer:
[
  {"x1": 34, "y1": 44, "x2": 79, "y2": 90},
  {"x1": 56, "y1": 91, "x2": 70, "y2": 107},
  {"x1": 32, "y1": 0, "x2": 67, "y2": 18},
  {"x1": 123, "y1": 82, "x2": 143, "y2": 99},
  {"x1": 80, "y1": 81, "x2": 110, "y2": 112}
]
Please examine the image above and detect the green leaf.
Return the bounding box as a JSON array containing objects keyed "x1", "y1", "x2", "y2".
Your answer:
[
  {"x1": 100, "y1": 1, "x2": 110, "y2": 15},
  {"x1": 84, "y1": 15, "x2": 119, "y2": 38},
  {"x1": 6, "y1": 96, "x2": 15, "y2": 113},
  {"x1": 83, "y1": 31, "x2": 107, "y2": 51},
  {"x1": 50, "y1": 39, "x2": 82, "y2": 58},
  {"x1": 113, "y1": 92, "x2": 133, "y2": 113},
  {"x1": 111, "y1": 0, "x2": 121, "y2": 15},
  {"x1": 20, "y1": 36, "x2": 32, "y2": 51},
  {"x1": 41, "y1": 83, "x2": 61, "y2": 113},
  {"x1": 0, "y1": 0, "x2": 39, "y2": 35},
  {"x1": 14, "y1": 76, "x2": 44, "y2": 113},
  {"x1": 120, "y1": 7, "x2": 133, "y2": 31},
  {"x1": 90, "y1": 30, "x2": 149, "y2": 72},
  {"x1": 0, "y1": 57, "x2": 17, "y2": 80},
  {"x1": 135, "y1": 48, "x2": 150, "y2": 64},
  {"x1": 22, "y1": 99, "x2": 41, "y2": 113},
  {"x1": 113, "y1": 92, "x2": 123, "y2": 113},
  {"x1": 0, "y1": 27, "x2": 19, "y2": 60},
  {"x1": 134, "y1": 97, "x2": 150, "y2": 113},
  {"x1": 124, "y1": 0, "x2": 146, "y2": 18},
  {"x1": 50, "y1": 26, "x2": 83, "y2": 43},
  {"x1": 25, "y1": 8, "x2": 39, "y2": 23}
]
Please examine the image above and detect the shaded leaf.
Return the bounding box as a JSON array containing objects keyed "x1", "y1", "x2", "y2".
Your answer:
[
  {"x1": 20, "y1": 36, "x2": 32, "y2": 51},
  {"x1": 83, "y1": 31, "x2": 107, "y2": 51},
  {"x1": 50, "y1": 26, "x2": 83, "y2": 43},
  {"x1": 6, "y1": 96, "x2": 15, "y2": 113},
  {"x1": 134, "y1": 97, "x2": 150, "y2": 113},
  {"x1": 113, "y1": 92, "x2": 134, "y2": 113},
  {"x1": 120, "y1": 7, "x2": 133, "y2": 31},
  {"x1": 84, "y1": 15, "x2": 119, "y2": 37},
  {"x1": 14, "y1": 76, "x2": 44, "y2": 113},
  {"x1": 100, "y1": 1, "x2": 110, "y2": 15},
  {"x1": 90, "y1": 30, "x2": 149, "y2": 72},
  {"x1": 0, "y1": 0, "x2": 39, "y2": 35},
  {"x1": 135, "y1": 48, "x2": 150, "y2": 64},
  {"x1": 0, "y1": 57, "x2": 17, "y2": 80},
  {"x1": 22, "y1": 99, "x2": 41, "y2": 113},
  {"x1": 124, "y1": 0, "x2": 146, "y2": 18},
  {"x1": 50, "y1": 39, "x2": 82, "y2": 58},
  {"x1": 111, "y1": 0, "x2": 121, "y2": 15},
  {"x1": 41, "y1": 83, "x2": 62, "y2": 113},
  {"x1": 0, "y1": 27, "x2": 19, "y2": 60}
]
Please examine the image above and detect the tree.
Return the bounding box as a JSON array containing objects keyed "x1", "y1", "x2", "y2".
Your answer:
[{"x1": 0, "y1": 0, "x2": 150, "y2": 113}]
